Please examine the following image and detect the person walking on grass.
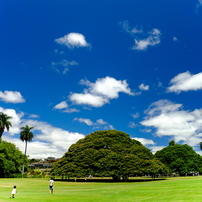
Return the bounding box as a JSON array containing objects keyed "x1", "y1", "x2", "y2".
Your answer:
[
  {"x1": 10, "y1": 186, "x2": 17, "y2": 198},
  {"x1": 49, "y1": 178, "x2": 54, "y2": 194}
]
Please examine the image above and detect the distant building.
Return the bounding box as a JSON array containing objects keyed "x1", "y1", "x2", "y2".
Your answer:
[
  {"x1": 28, "y1": 157, "x2": 61, "y2": 169},
  {"x1": 47, "y1": 157, "x2": 55, "y2": 160},
  {"x1": 28, "y1": 161, "x2": 53, "y2": 169}
]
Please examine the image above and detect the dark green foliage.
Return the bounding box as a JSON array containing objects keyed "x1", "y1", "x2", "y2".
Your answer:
[
  {"x1": 51, "y1": 130, "x2": 168, "y2": 179},
  {"x1": 155, "y1": 144, "x2": 202, "y2": 174},
  {"x1": 169, "y1": 140, "x2": 176, "y2": 146},
  {"x1": 28, "y1": 158, "x2": 42, "y2": 164},
  {"x1": 200, "y1": 142, "x2": 202, "y2": 151},
  {"x1": 0, "y1": 112, "x2": 12, "y2": 138},
  {"x1": 0, "y1": 139, "x2": 28, "y2": 177}
]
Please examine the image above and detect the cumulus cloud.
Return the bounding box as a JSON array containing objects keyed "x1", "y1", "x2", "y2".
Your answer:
[
  {"x1": 0, "y1": 91, "x2": 25, "y2": 103},
  {"x1": 133, "y1": 137, "x2": 155, "y2": 146},
  {"x1": 89, "y1": 77, "x2": 134, "y2": 98},
  {"x1": 54, "y1": 101, "x2": 68, "y2": 109},
  {"x1": 0, "y1": 107, "x2": 84, "y2": 159},
  {"x1": 3, "y1": 136, "x2": 60, "y2": 159},
  {"x1": 139, "y1": 83, "x2": 149, "y2": 91},
  {"x1": 70, "y1": 93, "x2": 109, "y2": 107},
  {"x1": 167, "y1": 71, "x2": 202, "y2": 93},
  {"x1": 55, "y1": 33, "x2": 91, "y2": 49},
  {"x1": 141, "y1": 99, "x2": 202, "y2": 146},
  {"x1": 133, "y1": 29, "x2": 161, "y2": 51},
  {"x1": 69, "y1": 77, "x2": 135, "y2": 107}
]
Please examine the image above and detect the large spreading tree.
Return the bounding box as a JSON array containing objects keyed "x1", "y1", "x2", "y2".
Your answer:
[
  {"x1": 0, "y1": 112, "x2": 12, "y2": 138},
  {"x1": 155, "y1": 141, "x2": 202, "y2": 174},
  {"x1": 0, "y1": 139, "x2": 28, "y2": 177},
  {"x1": 51, "y1": 130, "x2": 168, "y2": 180}
]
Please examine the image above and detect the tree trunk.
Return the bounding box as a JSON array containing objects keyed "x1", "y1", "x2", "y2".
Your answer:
[
  {"x1": 22, "y1": 140, "x2": 27, "y2": 176},
  {"x1": 0, "y1": 128, "x2": 4, "y2": 138},
  {"x1": 112, "y1": 176, "x2": 120, "y2": 181}
]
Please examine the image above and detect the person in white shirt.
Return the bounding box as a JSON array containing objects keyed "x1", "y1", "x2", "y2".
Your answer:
[
  {"x1": 10, "y1": 186, "x2": 17, "y2": 198},
  {"x1": 49, "y1": 178, "x2": 54, "y2": 194}
]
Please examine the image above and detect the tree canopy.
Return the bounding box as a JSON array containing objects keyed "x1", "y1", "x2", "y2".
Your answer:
[
  {"x1": 0, "y1": 139, "x2": 28, "y2": 177},
  {"x1": 155, "y1": 142, "x2": 202, "y2": 174},
  {"x1": 51, "y1": 130, "x2": 168, "y2": 180},
  {"x1": 0, "y1": 112, "x2": 12, "y2": 138}
]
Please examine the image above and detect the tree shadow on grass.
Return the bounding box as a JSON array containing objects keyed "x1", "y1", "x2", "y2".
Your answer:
[{"x1": 54, "y1": 178, "x2": 167, "y2": 183}]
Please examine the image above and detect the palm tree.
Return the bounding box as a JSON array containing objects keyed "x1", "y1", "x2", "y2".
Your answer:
[
  {"x1": 20, "y1": 125, "x2": 34, "y2": 176},
  {"x1": 0, "y1": 112, "x2": 12, "y2": 138}
]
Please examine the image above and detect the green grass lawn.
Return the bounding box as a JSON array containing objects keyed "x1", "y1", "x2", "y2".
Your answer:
[{"x1": 1, "y1": 177, "x2": 202, "y2": 202}]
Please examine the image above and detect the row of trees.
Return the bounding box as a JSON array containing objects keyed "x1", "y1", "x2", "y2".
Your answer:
[
  {"x1": 51, "y1": 130, "x2": 202, "y2": 180},
  {"x1": 0, "y1": 112, "x2": 34, "y2": 176},
  {"x1": 155, "y1": 141, "x2": 202, "y2": 174}
]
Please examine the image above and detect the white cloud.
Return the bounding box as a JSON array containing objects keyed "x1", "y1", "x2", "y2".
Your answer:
[
  {"x1": 196, "y1": 0, "x2": 202, "y2": 13},
  {"x1": 131, "y1": 113, "x2": 139, "y2": 119},
  {"x1": 0, "y1": 107, "x2": 84, "y2": 159},
  {"x1": 55, "y1": 33, "x2": 91, "y2": 49},
  {"x1": 119, "y1": 21, "x2": 160, "y2": 51},
  {"x1": 167, "y1": 71, "x2": 202, "y2": 93},
  {"x1": 54, "y1": 101, "x2": 68, "y2": 109},
  {"x1": 69, "y1": 77, "x2": 135, "y2": 107},
  {"x1": 95, "y1": 119, "x2": 108, "y2": 125},
  {"x1": 54, "y1": 102, "x2": 80, "y2": 113},
  {"x1": 133, "y1": 137, "x2": 155, "y2": 146},
  {"x1": 74, "y1": 117, "x2": 113, "y2": 129},
  {"x1": 119, "y1": 21, "x2": 143, "y2": 34},
  {"x1": 139, "y1": 83, "x2": 149, "y2": 91},
  {"x1": 3, "y1": 136, "x2": 60, "y2": 159},
  {"x1": 133, "y1": 29, "x2": 161, "y2": 51},
  {"x1": 73, "y1": 118, "x2": 93, "y2": 126},
  {"x1": 128, "y1": 122, "x2": 137, "y2": 128},
  {"x1": 63, "y1": 108, "x2": 80, "y2": 113},
  {"x1": 70, "y1": 93, "x2": 109, "y2": 107},
  {"x1": 131, "y1": 28, "x2": 143, "y2": 34},
  {"x1": 51, "y1": 59, "x2": 78, "y2": 74},
  {"x1": 149, "y1": 146, "x2": 165, "y2": 154},
  {"x1": 0, "y1": 107, "x2": 23, "y2": 135},
  {"x1": 0, "y1": 91, "x2": 25, "y2": 103},
  {"x1": 141, "y1": 99, "x2": 202, "y2": 145},
  {"x1": 63, "y1": 68, "x2": 69, "y2": 74},
  {"x1": 89, "y1": 77, "x2": 134, "y2": 98},
  {"x1": 158, "y1": 81, "x2": 163, "y2": 87},
  {"x1": 28, "y1": 114, "x2": 39, "y2": 118},
  {"x1": 173, "y1": 36, "x2": 178, "y2": 42},
  {"x1": 141, "y1": 128, "x2": 152, "y2": 133}
]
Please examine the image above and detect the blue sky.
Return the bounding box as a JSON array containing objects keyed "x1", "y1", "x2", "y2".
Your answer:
[{"x1": 1, "y1": 0, "x2": 202, "y2": 159}]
